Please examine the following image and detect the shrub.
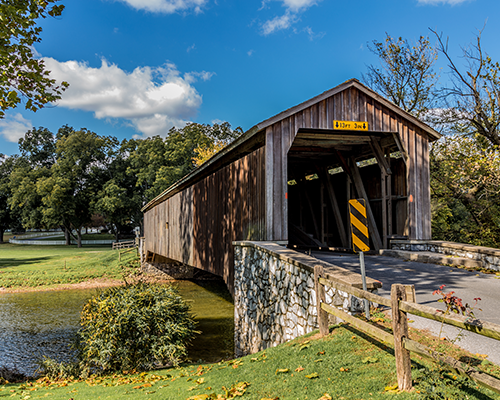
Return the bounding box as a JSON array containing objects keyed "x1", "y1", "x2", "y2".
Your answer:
[{"x1": 78, "y1": 283, "x2": 197, "y2": 374}]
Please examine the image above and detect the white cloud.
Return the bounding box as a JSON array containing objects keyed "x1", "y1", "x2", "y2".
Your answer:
[
  {"x1": 116, "y1": 0, "x2": 207, "y2": 13},
  {"x1": 262, "y1": 13, "x2": 295, "y2": 35},
  {"x1": 44, "y1": 58, "x2": 212, "y2": 137},
  {"x1": 417, "y1": 0, "x2": 470, "y2": 4},
  {"x1": 261, "y1": 0, "x2": 320, "y2": 35},
  {"x1": 282, "y1": 0, "x2": 318, "y2": 12},
  {"x1": 0, "y1": 113, "x2": 33, "y2": 143}
]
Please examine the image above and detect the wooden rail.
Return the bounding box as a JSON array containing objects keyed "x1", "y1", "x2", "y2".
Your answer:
[
  {"x1": 112, "y1": 240, "x2": 136, "y2": 250},
  {"x1": 314, "y1": 265, "x2": 500, "y2": 395}
]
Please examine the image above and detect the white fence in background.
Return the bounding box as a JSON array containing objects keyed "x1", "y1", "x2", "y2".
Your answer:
[{"x1": 8, "y1": 239, "x2": 115, "y2": 245}]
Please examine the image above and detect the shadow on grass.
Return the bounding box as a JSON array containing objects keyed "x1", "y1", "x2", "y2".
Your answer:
[
  {"x1": 341, "y1": 323, "x2": 498, "y2": 400},
  {"x1": 0, "y1": 257, "x2": 52, "y2": 268}
]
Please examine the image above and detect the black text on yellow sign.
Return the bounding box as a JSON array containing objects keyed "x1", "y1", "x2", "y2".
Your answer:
[
  {"x1": 349, "y1": 199, "x2": 370, "y2": 253},
  {"x1": 333, "y1": 120, "x2": 369, "y2": 131}
]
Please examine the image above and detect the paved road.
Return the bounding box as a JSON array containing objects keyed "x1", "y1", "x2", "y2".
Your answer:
[{"x1": 312, "y1": 251, "x2": 500, "y2": 366}]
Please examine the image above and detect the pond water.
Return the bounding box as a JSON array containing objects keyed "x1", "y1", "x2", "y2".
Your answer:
[{"x1": 0, "y1": 280, "x2": 234, "y2": 377}]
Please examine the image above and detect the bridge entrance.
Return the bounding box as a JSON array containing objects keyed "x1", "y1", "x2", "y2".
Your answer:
[{"x1": 287, "y1": 129, "x2": 408, "y2": 251}]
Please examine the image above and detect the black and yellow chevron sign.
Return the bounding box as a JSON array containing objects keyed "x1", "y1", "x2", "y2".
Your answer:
[{"x1": 348, "y1": 199, "x2": 370, "y2": 253}]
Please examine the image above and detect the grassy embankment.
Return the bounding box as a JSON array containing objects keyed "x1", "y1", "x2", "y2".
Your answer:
[
  {"x1": 2, "y1": 325, "x2": 500, "y2": 400},
  {"x1": 0, "y1": 242, "x2": 136, "y2": 289},
  {"x1": 1, "y1": 243, "x2": 500, "y2": 398}
]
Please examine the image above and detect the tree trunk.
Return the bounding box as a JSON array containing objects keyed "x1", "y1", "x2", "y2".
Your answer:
[
  {"x1": 77, "y1": 228, "x2": 82, "y2": 248},
  {"x1": 0, "y1": 228, "x2": 4, "y2": 244},
  {"x1": 64, "y1": 226, "x2": 71, "y2": 245}
]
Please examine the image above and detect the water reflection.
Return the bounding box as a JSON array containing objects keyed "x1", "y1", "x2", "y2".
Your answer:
[{"x1": 0, "y1": 280, "x2": 234, "y2": 376}]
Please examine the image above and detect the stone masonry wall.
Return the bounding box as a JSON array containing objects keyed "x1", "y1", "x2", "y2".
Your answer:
[
  {"x1": 391, "y1": 240, "x2": 500, "y2": 272},
  {"x1": 233, "y1": 242, "x2": 375, "y2": 357}
]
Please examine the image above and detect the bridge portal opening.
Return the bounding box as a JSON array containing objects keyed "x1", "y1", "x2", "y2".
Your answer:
[{"x1": 287, "y1": 129, "x2": 408, "y2": 251}]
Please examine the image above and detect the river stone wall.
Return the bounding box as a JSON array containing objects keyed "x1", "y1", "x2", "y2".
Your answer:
[
  {"x1": 233, "y1": 241, "x2": 379, "y2": 357},
  {"x1": 141, "y1": 261, "x2": 195, "y2": 279},
  {"x1": 391, "y1": 240, "x2": 500, "y2": 272}
]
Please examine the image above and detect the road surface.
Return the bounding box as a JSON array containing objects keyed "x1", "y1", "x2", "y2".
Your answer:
[{"x1": 312, "y1": 251, "x2": 500, "y2": 366}]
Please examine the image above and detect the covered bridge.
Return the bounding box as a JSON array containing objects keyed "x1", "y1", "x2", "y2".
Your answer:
[{"x1": 142, "y1": 79, "x2": 441, "y2": 295}]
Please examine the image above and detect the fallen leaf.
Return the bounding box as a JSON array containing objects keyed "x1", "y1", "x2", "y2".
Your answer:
[
  {"x1": 196, "y1": 378, "x2": 205, "y2": 385},
  {"x1": 318, "y1": 394, "x2": 332, "y2": 400},
  {"x1": 317, "y1": 351, "x2": 325, "y2": 355},
  {"x1": 314, "y1": 359, "x2": 323, "y2": 363},
  {"x1": 187, "y1": 395, "x2": 210, "y2": 400},
  {"x1": 384, "y1": 384, "x2": 398, "y2": 391},
  {"x1": 295, "y1": 367, "x2": 305, "y2": 372},
  {"x1": 339, "y1": 367, "x2": 349, "y2": 372},
  {"x1": 361, "y1": 357, "x2": 378, "y2": 364},
  {"x1": 305, "y1": 373, "x2": 319, "y2": 379},
  {"x1": 275, "y1": 369, "x2": 289, "y2": 374}
]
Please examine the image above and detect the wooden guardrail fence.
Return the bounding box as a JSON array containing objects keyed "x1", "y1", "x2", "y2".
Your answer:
[
  {"x1": 313, "y1": 265, "x2": 500, "y2": 394},
  {"x1": 112, "y1": 240, "x2": 137, "y2": 250}
]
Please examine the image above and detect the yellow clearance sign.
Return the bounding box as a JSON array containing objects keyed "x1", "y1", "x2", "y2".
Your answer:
[{"x1": 333, "y1": 120, "x2": 368, "y2": 131}]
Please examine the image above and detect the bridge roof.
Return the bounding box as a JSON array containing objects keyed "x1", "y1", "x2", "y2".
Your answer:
[{"x1": 142, "y1": 78, "x2": 440, "y2": 212}]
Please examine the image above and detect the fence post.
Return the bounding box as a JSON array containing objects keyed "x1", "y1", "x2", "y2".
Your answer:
[
  {"x1": 391, "y1": 284, "x2": 412, "y2": 391},
  {"x1": 314, "y1": 265, "x2": 329, "y2": 336}
]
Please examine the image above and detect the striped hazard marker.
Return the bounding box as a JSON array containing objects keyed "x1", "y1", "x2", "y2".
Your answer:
[{"x1": 348, "y1": 199, "x2": 370, "y2": 253}]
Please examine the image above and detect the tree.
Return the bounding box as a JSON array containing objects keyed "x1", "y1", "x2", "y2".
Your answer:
[
  {"x1": 0, "y1": 154, "x2": 18, "y2": 243},
  {"x1": 95, "y1": 139, "x2": 143, "y2": 241},
  {"x1": 431, "y1": 28, "x2": 500, "y2": 147},
  {"x1": 0, "y1": 0, "x2": 68, "y2": 118},
  {"x1": 37, "y1": 127, "x2": 115, "y2": 247},
  {"x1": 8, "y1": 128, "x2": 56, "y2": 232},
  {"x1": 430, "y1": 135, "x2": 500, "y2": 247},
  {"x1": 128, "y1": 122, "x2": 242, "y2": 202},
  {"x1": 363, "y1": 33, "x2": 438, "y2": 118}
]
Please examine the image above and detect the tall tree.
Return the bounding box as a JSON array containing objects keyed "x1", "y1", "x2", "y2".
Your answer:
[
  {"x1": 0, "y1": 154, "x2": 18, "y2": 243},
  {"x1": 95, "y1": 139, "x2": 142, "y2": 241},
  {"x1": 363, "y1": 33, "x2": 438, "y2": 118},
  {"x1": 0, "y1": 0, "x2": 68, "y2": 117},
  {"x1": 128, "y1": 122, "x2": 242, "y2": 202},
  {"x1": 430, "y1": 135, "x2": 500, "y2": 247},
  {"x1": 37, "y1": 127, "x2": 115, "y2": 247},
  {"x1": 8, "y1": 128, "x2": 56, "y2": 232},
  {"x1": 432, "y1": 28, "x2": 500, "y2": 147}
]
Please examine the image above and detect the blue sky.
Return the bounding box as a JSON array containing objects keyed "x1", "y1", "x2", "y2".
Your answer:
[{"x1": 1, "y1": 0, "x2": 499, "y2": 155}]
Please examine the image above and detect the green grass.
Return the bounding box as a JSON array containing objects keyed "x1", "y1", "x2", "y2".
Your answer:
[
  {"x1": 2, "y1": 325, "x2": 498, "y2": 399},
  {"x1": 0, "y1": 243, "x2": 136, "y2": 288}
]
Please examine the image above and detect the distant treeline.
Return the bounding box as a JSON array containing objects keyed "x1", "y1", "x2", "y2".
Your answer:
[{"x1": 0, "y1": 122, "x2": 242, "y2": 245}]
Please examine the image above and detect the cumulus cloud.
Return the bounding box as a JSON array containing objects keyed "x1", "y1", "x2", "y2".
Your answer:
[
  {"x1": 0, "y1": 113, "x2": 33, "y2": 143},
  {"x1": 116, "y1": 0, "x2": 207, "y2": 13},
  {"x1": 417, "y1": 0, "x2": 470, "y2": 4},
  {"x1": 44, "y1": 58, "x2": 212, "y2": 137},
  {"x1": 261, "y1": 0, "x2": 320, "y2": 35}
]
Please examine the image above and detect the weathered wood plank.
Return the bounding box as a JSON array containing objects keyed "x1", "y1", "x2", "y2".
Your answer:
[
  {"x1": 321, "y1": 302, "x2": 394, "y2": 344},
  {"x1": 403, "y1": 338, "x2": 500, "y2": 395},
  {"x1": 392, "y1": 284, "x2": 412, "y2": 391},
  {"x1": 318, "y1": 277, "x2": 389, "y2": 306},
  {"x1": 315, "y1": 266, "x2": 329, "y2": 336},
  {"x1": 400, "y1": 300, "x2": 500, "y2": 341}
]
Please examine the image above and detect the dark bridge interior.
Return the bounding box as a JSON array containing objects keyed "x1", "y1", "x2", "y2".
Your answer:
[{"x1": 287, "y1": 129, "x2": 408, "y2": 251}]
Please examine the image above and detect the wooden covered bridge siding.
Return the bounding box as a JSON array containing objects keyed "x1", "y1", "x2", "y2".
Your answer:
[
  {"x1": 265, "y1": 84, "x2": 432, "y2": 246},
  {"x1": 143, "y1": 147, "x2": 266, "y2": 293},
  {"x1": 142, "y1": 79, "x2": 439, "y2": 295}
]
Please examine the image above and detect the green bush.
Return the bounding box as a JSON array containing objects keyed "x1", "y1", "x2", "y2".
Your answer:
[{"x1": 78, "y1": 283, "x2": 197, "y2": 374}]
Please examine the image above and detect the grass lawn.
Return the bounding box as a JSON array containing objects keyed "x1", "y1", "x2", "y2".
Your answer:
[
  {"x1": 2, "y1": 324, "x2": 499, "y2": 399},
  {"x1": 0, "y1": 243, "x2": 137, "y2": 289}
]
